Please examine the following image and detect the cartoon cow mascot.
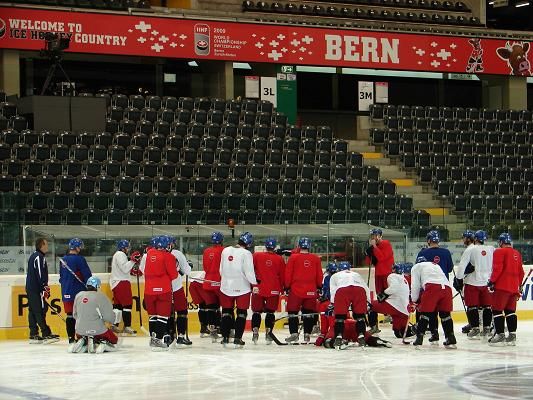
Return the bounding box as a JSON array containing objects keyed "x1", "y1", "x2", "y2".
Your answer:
[{"x1": 496, "y1": 41, "x2": 531, "y2": 76}]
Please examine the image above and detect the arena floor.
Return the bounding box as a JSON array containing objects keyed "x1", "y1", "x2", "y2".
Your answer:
[{"x1": 1, "y1": 322, "x2": 533, "y2": 400}]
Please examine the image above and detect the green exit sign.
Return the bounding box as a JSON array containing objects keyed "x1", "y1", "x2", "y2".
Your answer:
[{"x1": 281, "y1": 66, "x2": 294, "y2": 73}]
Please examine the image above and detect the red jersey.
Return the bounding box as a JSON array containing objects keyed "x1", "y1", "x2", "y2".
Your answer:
[
  {"x1": 366, "y1": 240, "x2": 394, "y2": 277},
  {"x1": 490, "y1": 247, "x2": 524, "y2": 294},
  {"x1": 285, "y1": 253, "x2": 323, "y2": 298},
  {"x1": 144, "y1": 248, "x2": 179, "y2": 295},
  {"x1": 252, "y1": 251, "x2": 286, "y2": 296},
  {"x1": 203, "y1": 244, "x2": 224, "y2": 291}
]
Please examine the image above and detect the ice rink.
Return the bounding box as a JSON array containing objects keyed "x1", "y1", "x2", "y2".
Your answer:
[{"x1": 2, "y1": 322, "x2": 533, "y2": 400}]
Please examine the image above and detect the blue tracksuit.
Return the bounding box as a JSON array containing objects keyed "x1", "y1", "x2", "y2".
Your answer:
[
  {"x1": 417, "y1": 247, "x2": 454, "y2": 279},
  {"x1": 26, "y1": 250, "x2": 48, "y2": 294},
  {"x1": 59, "y1": 253, "x2": 92, "y2": 303}
]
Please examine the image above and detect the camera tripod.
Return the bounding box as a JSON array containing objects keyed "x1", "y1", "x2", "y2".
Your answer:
[{"x1": 40, "y1": 58, "x2": 74, "y2": 96}]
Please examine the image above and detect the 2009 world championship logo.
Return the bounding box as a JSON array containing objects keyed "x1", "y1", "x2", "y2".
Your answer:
[{"x1": 0, "y1": 19, "x2": 6, "y2": 39}]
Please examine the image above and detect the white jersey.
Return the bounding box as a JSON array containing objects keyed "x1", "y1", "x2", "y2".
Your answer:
[
  {"x1": 219, "y1": 245, "x2": 257, "y2": 297},
  {"x1": 139, "y1": 253, "x2": 147, "y2": 274},
  {"x1": 410, "y1": 261, "x2": 451, "y2": 303},
  {"x1": 329, "y1": 270, "x2": 370, "y2": 304},
  {"x1": 383, "y1": 273, "x2": 410, "y2": 316},
  {"x1": 109, "y1": 251, "x2": 136, "y2": 290},
  {"x1": 457, "y1": 244, "x2": 494, "y2": 286},
  {"x1": 171, "y1": 249, "x2": 191, "y2": 292}
]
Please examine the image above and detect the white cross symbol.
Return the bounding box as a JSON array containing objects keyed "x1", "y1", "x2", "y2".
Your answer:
[
  {"x1": 159, "y1": 35, "x2": 169, "y2": 43},
  {"x1": 150, "y1": 38, "x2": 154, "y2": 41},
  {"x1": 412, "y1": 46, "x2": 417, "y2": 50},
  {"x1": 431, "y1": 41, "x2": 438, "y2": 48},
  {"x1": 453, "y1": 58, "x2": 457, "y2": 62},
  {"x1": 291, "y1": 50, "x2": 296, "y2": 53},
  {"x1": 261, "y1": 36, "x2": 266, "y2": 40},
  {"x1": 180, "y1": 44, "x2": 185, "y2": 48},
  {"x1": 299, "y1": 57, "x2": 303, "y2": 60},
  {"x1": 290, "y1": 39, "x2": 300, "y2": 47},
  {"x1": 269, "y1": 40, "x2": 279, "y2": 48},
  {"x1": 170, "y1": 42, "x2": 177, "y2": 48},
  {"x1": 301, "y1": 35, "x2": 313, "y2": 44},
  {"x1": 255, "y1": 42, "x2": 264, "y2": 48},
  {"x1": 268, "y1": 50, "x2": 283, "y2": 61},
  {"x1": 172, "y1": 33, "x2": 177, "y2": 37},
  {"x1": 430, "y1": 60, "x2": 440, "y2": 68},
  {"x1": 252, "y1": 34, "x2": 257, "y2": 37},
  {"x1": 299, "y1": 46, "x2": 306, "y2": 52},
  {"x1": 415, "y1": 48, "x2": 425, "y2": 56},
  {"x1": 260, "y1": 52, "x2": 264, "y2": 55},
  {"x1": 281, "y1": 47, "x2": 288, "y2": 53},
  {"x1": 151, "y1": 43, "x2": 164, "y2": 52},
  {"x1": 179, "y1": 34, "x2": 187, "y2": 40},
  {"x1": 277, "y1": 34, "x2": 286, "y2": 40},
  {"x1": 437, "y1": 49, "x2": 451, "y2": 60},
  {"x1": 151, "y1": 30, "x2": 159, "y2": 36},
  {"x1": 134, "y1": 21, "x2": 151, "y2": 33},
  {"x1": 309, "y1": 51, "x2": 313, "y2": 55},
  {"x1": 450, "y1": 43, "x2": 457, "y2": 49},
  {"x1": 446, "y1": 63, "x2": 451, "y2": 67},
  {"x1": 418, "y1": 61, "x2": 422, "y2": 65},
  {"x1": 128, "y1": 29, "x2": 133, "y2": 33},
  {"x1": 137, "y1": 37, "x2": 146, "y2": 43},
  {"x1": 430, "y1": 53, "x2": 434, "y2": 57},
  {"x1": 292, "y1": 32, "x2": 297, "y2": 36}
]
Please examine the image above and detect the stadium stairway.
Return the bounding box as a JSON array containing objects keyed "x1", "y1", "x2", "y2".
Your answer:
[{"x1": 348, "y1": 138, "x2": 467, "y2": 238}]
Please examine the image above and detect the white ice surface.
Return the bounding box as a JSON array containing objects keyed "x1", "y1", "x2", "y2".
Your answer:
[{"x1": 2, "y1": 322, "x2": 533, "y2": 400}]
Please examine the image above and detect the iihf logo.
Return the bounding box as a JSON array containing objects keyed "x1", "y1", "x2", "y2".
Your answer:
[{"x1": 0, "y1": 19, "x2": 6, "y2": 39}]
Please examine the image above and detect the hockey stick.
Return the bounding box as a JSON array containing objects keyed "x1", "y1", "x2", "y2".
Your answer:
[
  {"x1": 402, "y1": 312, "x2": 414, "y2": 345},
  {"x1": 450, "y1": 268, "x2": 467, "y2": 313},
  {"x1": 185, "y1": 274, "x2": 190, "y2": 341},
  {"x1": 189, "y1": 277, "x2": 220, "y2": 285},
  {"x1": 43, "y1": 299, "x2": 66, "y2": 322},
  {"x1": 520, "y1": 268, "x2": 533, "y2": 288},
  {"x1": 135, "y1": 271, "x2": 149, "y2": 336},
  {"x1": 267, "y1": 330, "x2": 288, "y2": 346},
  {"x1": 59, "y1": 258, "x2": 87, "y2": 288}
]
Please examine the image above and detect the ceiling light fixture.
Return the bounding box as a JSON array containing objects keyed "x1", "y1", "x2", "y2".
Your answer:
[{"x1": 515, "y1": 1, "x2": 529, "y2": 7}]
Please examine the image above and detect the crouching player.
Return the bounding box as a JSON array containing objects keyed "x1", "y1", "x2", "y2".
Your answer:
[{"x1": 69, "y1": 276, "x2": 119, "y2": 354}]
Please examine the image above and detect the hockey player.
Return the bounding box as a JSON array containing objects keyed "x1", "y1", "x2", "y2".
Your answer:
[
  {"x1": 368, "y1": 263, "x2": 414, "y2": 338},
  {"x1": 189, "y1": 270, "x2": 211, "y2": 337},
  {"x1": 454, "y1": 230, "x2": 494, "y2": 340},
  {"x1": 315, "y1": 262, "x2": 338, "y2": 347},
  {"x1": 320, "y1": 315, "x2": 392, "y2": 349},
  {"x1": 487, "y1": 233, "x2": 524, "y2": 346},
  {"x1": 219, "y1": 232, "x2": 257, "y2": 348},
  {"x1": 168, "y1": 236, "x2": 193, "y2": 348},
  {"x1": 457, "y1": 230, "x2": 476, "y2": 334},
  {"x1": 69, "y1": 276, "x2": 119, "y2": 354},
  {"x1": 203, "y1": 232, "x2": 225, "y2": 341},
  {"x1": 329, "y1": 261, "x2": 370, "y2": 348},
  {"x1": 284, "y1": 237, "x2": 323, "y2": 344},
  {"x1": 411, "y1": 256, "x2": 457, "y2": 349},
  {"x1": 417, "y1": 230, "x2": 454, "y2": 342},
  {"x1": 144, "y1": 236, "x2": 179, "y2": 351},
  {"x1": 59, "y1": 238, "x2": 93, "y2": 344},
  {"x1": 365, "y1": 228, "x2": 394, "y2": 294},
  {"x1": 251, "y1": 237, "x2": 286, "y2": 345},
  {"x1": 26, "y1": 238, "x2": 59, "y2": 344},
  {"x1": 109, "y1": 239, "x2": 141, "y2": 335}
]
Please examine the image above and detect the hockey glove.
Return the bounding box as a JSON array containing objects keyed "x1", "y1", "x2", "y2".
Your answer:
[
  {"x1": 130, "y1": 251, "x2": 142, "y2": 264},
  {"x1": 453, "y1": 277, "x2": 464, "y2": 292},
  {"x1": 325, "y1": 304, "x2": 334, "y2": 317},
  {"x1": 487, "y1": 281, "x2": 495, "y2": 293},
  {"x1": 252, "y1": 286, "x2": 259, "y2": 295},
  {"x1": 464, "y1": 263, "x2": 475, "y2": 275},
  {"x1": 43, "y1": 286, "x2": 51, "y2": 299},
  {"x1": 376, "y1": 291, "x2": 389, "y2": 303},
  {"x1": 407, "y1": 302, "x2": 417, "y2": 313},
  {"x1": 187, "y1": 260, "x2": 194, "y2": 269},
  {"x1": 130, "y1": 266, "x2": 143, "y2": 276}
]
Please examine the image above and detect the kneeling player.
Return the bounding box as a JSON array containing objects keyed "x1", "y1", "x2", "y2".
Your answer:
[
  {"x1": 70, "y1": 276, "x2": 119, "y2": 354},
  {"x1": 368, "y1": 263, "x2": 414, "y2": 338},
  {"x1": 329, "y1": 262, "x2": 370, "y2": 348},
  {"x1": 320, "y1": 316, "x2": 392, "y2": 349},
  {"x1": 411, "y1": 256, "x2": 456, "y2": 349}
]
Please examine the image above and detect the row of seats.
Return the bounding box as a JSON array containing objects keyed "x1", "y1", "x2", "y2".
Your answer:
[
  {"x1": 384, "y1": 116, "x2": 533, "y2": 133},
  {"x1": 8, "y1": 207, "x2": 428, "y2": 226},
  {"x1": 242, "y1": 1, "x2": 480, "y2": 25},
  {"x1": 419, "y1": 166, "x2": 533, "y2": 185},
  {"x1": 370, "y1": 104, "x2": 533, "y2": 121},
  {"x1": 386, "y1": 141, "x2": 533, "y2": 157},
  {"x1": 371, "y1": 128, "x2": 533, "y2": 145},
  {"x1": 324, "y1": 0, "x2": 470, "y2": 11},
  {"x1": 0, "y1": 173, "x2": 391, "y2": 197},
  {"x1": 453, "y1": 194, "x2": 532, "y2": 213},
  {"x1": 466, "y1": 208, "x2": 533, "y2": 225},
  {"x1": 436, "y1": 180, "x2": 533, "y2": 197},
  {"x1": 10, "y1": 0, "x2": 149, "y2": 10}
]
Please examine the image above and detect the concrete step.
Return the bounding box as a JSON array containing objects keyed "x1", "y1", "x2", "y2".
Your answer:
[
  {"x1": 396, "y1": 186, "x2": 426, "y2": 194},
  {"x1": 363, "y1": 157, "x2": 391, "y2": 166},
  {"x1": 413, "y1": 199, "x2": 453, "y2": 209},
  {"x1": 380, "y1": 170, "x2": 411, "y2": 179},
  {"x1": 350, "y1": 144, "x2": 377, "y2": 153}
]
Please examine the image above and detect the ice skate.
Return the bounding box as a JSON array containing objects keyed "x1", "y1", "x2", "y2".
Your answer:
[
  {"x1": 265, "y1": 329, "x2": 273, "y2": 345},
  {"x1": 122, "y1": 327, "x2": 137, "y2": 336},
  {"x1": 150, "y1": 334, "x2": 169, "y2": 352},
  {"x1": 87, "y1": 337, "x2": 96, "y2": 353},
  {"x1": 303, "y1": 333, "x2": 311, "y2": 344},
  {"x1": 488, "y1": 333, "x2": 506, "y2": 346},
  {"x1": 428, "y1": 331, "x2": 439, "y2": 345},
  {"x1": 200, "y1": 325, "x2": 210, "y2": 338},
  {"x1": 42, "y1": 334, "x2": 60, "y2": 345},
  {"x1": 375, "y1": 337, "x2": 393, "y2": 348},
  {"x1": 443, "y1": 334, "x2": 457, "y2": 349},
  {"x1": 174, "y1": 336, "x2": 193, "y2": 348},
  {"x1": 29, "y1": 335, "x2": 44, "y2": 344},
  {"x1": 221, "y1": 337, "x2": 230, "y2": 348},
  {"x1": 234, "y1": 338, "x2": 245, "y2": 349},
  {"x1": 285, "y1": 333, "x2": 300, "y2": 344},
  {"x1": 412, "y1": 334, "x2": 424, "y2": 348},
  {"x1": 311, "y1": 325, "x2": 321, "y2": 337},
  {"x1": 68, "y1": 337, "x2": 87, "y2": 353},
  {"x1": 467, "y1": 327, "x2": 481, "y2": 340},
  {"x1": 505, "y1": 333, "x2": 516, "y2": 346},
  {"x1": 252, "y1": 328, "x2": 259, "y2": 345},
  {"x1": 357, "y1": 336, "x2": 367, "y2": 348},
  {"x1": 210, "y1": 326, "x2": 220, "y2": 343},
  {"x1": 461, "y1": 324, "x2": 471, "y2": 334},
  {"x1": 229, "y1": 329, "x2": 235, "y2": 339}
]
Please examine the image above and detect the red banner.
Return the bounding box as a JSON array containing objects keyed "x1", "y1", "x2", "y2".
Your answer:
[{"x1": 0, "y1": 6, "x2": 531, "y2": 76}]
